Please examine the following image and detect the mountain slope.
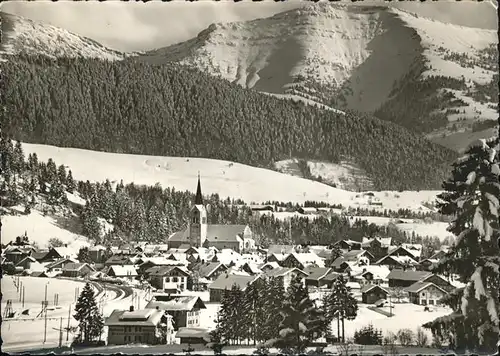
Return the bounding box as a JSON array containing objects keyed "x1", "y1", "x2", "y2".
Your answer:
[
  {"x1": 0, "y1": 12, "x2": 125, "y2": 61},
  {"x1": 136, "y1": 3, "x2": 498, "y2": 152},
  {"x1": 2, "y1": 55, "x2": 457, "y2": 191}
]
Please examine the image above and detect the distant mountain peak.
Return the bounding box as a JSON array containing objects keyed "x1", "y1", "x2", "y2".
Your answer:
[{"x1": 0, "y1": 11, "x2": 125, "y2": 61}]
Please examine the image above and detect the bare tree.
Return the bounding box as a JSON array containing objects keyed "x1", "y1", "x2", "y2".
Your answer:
[
  {"x1": 397, "y1": 328, "x2": 414, "y2": 346},
  {"x1": 382, "y1": 332, "x2": 398, "y2": 356},
  {"x1": 337, "y1": 338, "x2": 354, "y2": 356},
  {"x1": 415, "y1": 327, "x2": 429, "y2": 347}
]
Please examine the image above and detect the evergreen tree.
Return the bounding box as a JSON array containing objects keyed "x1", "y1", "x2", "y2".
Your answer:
[
  {"x1": 241, "y1": 278, "x2": 267, "y2": 345},
  {"x1": 261, "y1": 277, "x2": 286, "y2": 342},
  {"x1": 73, "y1": 282, "x2": 104, "y2": 344},
  {"x1": 423, "y1": 138, "x2": 500, "y2": 353},
  {"x1": 270, "y1": 275, "x2": 326, "y2": 353},
  {"x1": 57, "y1": 164, "x2": 67, "y2": 185},
  {"x1": 325, "y1": 244, "x2": 343, "y2": 267},
  {"x1": 66, "y1": 170, "x2": 76, "y2": 193},
  {"x1": 46, "y1": 158, "x2": 57, "y2": 184},
  {"x1": 82, "y1": 202, "x2": 102, "y2": 241},
  {"x1": 77, "y1": 247, "x2": 92, "y2": 264},
  {"x1": 48, "y1": 177, "x2": 67, "y2": 205},
  {"x1": 328, "y1": 275, "x2": 359, "y2": 343}
]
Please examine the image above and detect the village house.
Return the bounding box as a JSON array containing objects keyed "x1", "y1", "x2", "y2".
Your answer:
[
  {"x1": 136, "y1": 257, "x2": 183, "y2": 277},
  {"x1": 330, "y1": 250, "x2": 374, "y2": 272},
  {"x1": 349, "y1": 265, "x2": 391, "y2": 286},
  {"x1": 303, "y1": 267, "x2": 333, "y2": 288},
  {"x1": 175, "y1": 327, "x2": 210, "y2": 345},
  {"x1": 387, "y1": 269, "x2": 433, "y2": 288},
  {"x1": 15, "y1": 256, "x2": 44, "y2": 271},
  {"x1": 297, "y1": 207, "x2": 318, "y2": 215},
  {"x1": 3, "y1": 245, "x2": 35, "y2": 265},
  {"x1": 45, "y1": 258, "x2": 77, "y2": 274},
  {"x1": 361, "y1": 237, "x2": 392, "y2": 260},
  {"x1": 333, "y1": 239, "x2": 362, "y2": 251},
  {"x1": 51, "y1": 246, "x2": 77, "y2": 260},
  {"x1": 240, "y1": 262, "x2": 262, "y2": 276},
  {"x1": 361, "y1": 284, "x2": 390, "y2": 304},
  {"x1": 105, "y1": 307, "x2": 174, "y2": 345},
  {"x1": 88, "y1": 245, "x2": 107, "y2": 263},
  {"x1": 146, "y1": 295, "x2": 207, "y2": 329},
  {"x1": 210, "y1": 249, "x2": 243, "y2": 266},
  {"x1": 263, "y1": 267, "x2": 308, "y2": 290},
  {"x1": 194, "y1": 262, "x2": 228, "y2": 282},
  {"x1": 61, "y1": 263, "x2": 95, "y2": 278},
  {"x1": 266, "y1": 253, "x2": 288, "y2": 265},
  {"x1": 418, "y1": 258, "x2": 439, "y2": 272},
  {"x1": 267, "y1": 245, "x2": 296, "y2": 256},
  {"x1": 406, "y1": 281, "x2": 448, "y2": 306},
  {"x1": 148, "y1": 266, "x2": 189, "y2": 291},
  {"x1": 399, "y1": 243, "x2": 423, "y2": 261},
  {"x1": 375, "y1": 255, "x2": 419, "y2": 270},
  {"x1": 168, "y1": 177, "x2": 253, "y2": 253},
  {"x1": 280, "y1": 252, "x2": 325, "y2": 270},
  {"x1": 106, "y1": 265, "x2": 138, "y2": 280},
  {"x1": 320, "y1": 270, "x2": 342, "y2": 288},
  {"x1": 105, "y1": 254, "x2": 134, "y2": 267},
  {"x1": 208, "y1": 273, "x2": 260, "y2": 302}
]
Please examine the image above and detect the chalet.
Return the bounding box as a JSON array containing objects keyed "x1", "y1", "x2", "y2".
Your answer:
[
  {"x1": 418, "y1": 258, "x2": 439, "y2": 272},
  {"x1": 240, "y1": 262, "x2": 261, "y2": 276},
  {"x1": 51, "y1": 247, "x2": 76, "y2": 260},
  {"x1": 386, "y1": 245, "x2": 421, "y2": 262},
  {"x1": 208, "y1": 273, "x2": 260, "y2": 302},
  {"x1": 361, "y1": 284, "x2": 390, "y2": 304},
  {"x1": 281, "y1": 252, "x2": 325, "y2": 270},
  {"x1": 176, "y1": 327, "x2": 210, "y2": 345},
  {"x1": 4, "y1": 246, "x2": 34, "y2": 265},
  {"x1": 418, "y1": 274, "x2": 455, "y2": 293},
  {"x1": 400, "y1": 244, "x2": 423, "y2": 261},
  {"x1": 168, "y1": 177, "x2": 253, "y2": 253},
  {"x1": 303, "y1": 267, "x2": 333, "y2": 288},
  {"x1": 105, "y1": 255, "x2": 134, "y2": 267},
  {"x1": 45, "y1": 258, "x2": 77, "y2": 274},
  {"x1": 88, "y1": 245, "x2": 107, "y2": 263},
  {"x1": 107, "y1": 265, "x2": 138, "y2": 280},
  {"x1": 349, "y1": 265, "x2": 391, "y2": 285},
  {"x1": 149, "y1": 266, "x2": 189, "y2": 291},
  {"x1": 250, "y1": 204, "x2": 275, "y2": 213},
  {"x1": 137, "y1": 257, "x2": 182, "y2": 277},
  {"x1": 375, "y1": 255, "x2": 419, "y2": 270},
  {"x1": 298, "y1": 207, "x2": 318, "y2": 215},
  {"x1": 195, "y1": 262, "x2": 228, "y2": 282},
  {"x1": 361, "y1": 237, "x2": 392, "y2": 260},
  {"x1": 387, "y1": 270, "x2": 432, "y2": 288},
  {"x1": 333, "y1": 239, "x2": 362, "y2": 251},
  {"x1": 30, "y1": 250, "x2": 51, "y2": 263},
  {"x1": 263, "y1": 267, "x2": 308, "y2": 290},
  {"x1": 210, "y1": 249, "x2": 242, "y2": 266},
  {"x1": 105, "y1": 307, "x2": 174, "y2": 345},
  {"x1": 258, "y1": 261, "x2": 280, "y2": 272},
  {"x1": 146, "y1": 295, "x2": 206, "y2": 329},
  {"x1": 266, "y1": 253, "x2": 288, "y2": 264},
  {"x1": 406, "y1": 282, "x2": 448, "y2": 306},
  {"x1": 330, "y1": 250, "x2": 374, "y2": 272},
  {"x1": 320, "y1": 271, "x2": 341, "y2": 288},
  {"x1": 61, "y1": 263, "x2": 95, "y2": 278},
  {"x1": 15, "y1": 256, "x2": 44, "y2": 271}
]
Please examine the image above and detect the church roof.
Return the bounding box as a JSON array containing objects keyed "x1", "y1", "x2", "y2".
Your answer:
[
  {"x1": 206, "y1": 225, "x2": 248, "y2": 242},
  {"x1": 195, "y1": 174, "x2": 203, "y2": 205}
]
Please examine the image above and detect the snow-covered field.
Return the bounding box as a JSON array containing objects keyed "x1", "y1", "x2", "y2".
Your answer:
[
  {"x1": 1, "y1": 276, "x2": 146, "y2": 352},
  {"x1": 20, "y1": 142, "x2": 444, "y2": 213},
  {"x1": 1, "y1": 208, "x2": 90, "y2": 250}
]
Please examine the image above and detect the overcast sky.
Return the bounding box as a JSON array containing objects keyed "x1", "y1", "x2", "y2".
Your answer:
[{"x1": 1, "y1": 0, "x2": 497, "y2": 53}]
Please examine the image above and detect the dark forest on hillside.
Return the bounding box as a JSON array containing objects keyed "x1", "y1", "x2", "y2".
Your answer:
[{"x1": 1, "y1": 55, "x2": 458, "y2": 191}]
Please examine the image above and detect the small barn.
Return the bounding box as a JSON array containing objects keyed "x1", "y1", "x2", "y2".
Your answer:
[
  {"x1": 175, "y1": 327, "x2": 210, "y2": 345},
  {"x1": 361, "y1": 284, "x2": 389, "y2": 304}
]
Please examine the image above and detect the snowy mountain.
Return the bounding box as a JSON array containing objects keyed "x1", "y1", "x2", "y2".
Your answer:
[
  {"x1": 0, "y1": 12, "x2": 126, "y2": 61},
  {"x1": 136, "y1": 3, "x2": 498, "y2": 152}
]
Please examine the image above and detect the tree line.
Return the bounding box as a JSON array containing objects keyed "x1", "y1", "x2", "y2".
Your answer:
[
  {"x1": 210, "y1": 274, "x2": 357, "y2": 354},
  {"x1": 1, "y1": 54, "x2": 457, "y2": 191}
]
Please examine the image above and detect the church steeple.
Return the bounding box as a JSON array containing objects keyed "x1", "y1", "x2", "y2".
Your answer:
[{"x1": 195, "y1": 172, "x2": 203, "y2": 205}]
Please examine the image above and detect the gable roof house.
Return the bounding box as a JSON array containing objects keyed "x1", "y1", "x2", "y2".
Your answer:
[
  {"x1": 361, "y1": 237, "x2": 393, "y2": 260},
  {"x1": 263, "y1": 267, "x2": 308, "y2": 291},
  {"x1": 330, "y1": 250, "x2": 374, "y2": 272},
  {"x1": 146, "y1": 295, "x2": 207, "y2": 329},
  {"x1": 387, "y1": 269, "x2": 433, "y2": 288},
  {"x1": 405, "y1": 281, "x2": 449, "y2": 306},
  {"x1": 375, "y1": 255, "x2": 419, "y2": 270},
  {"x1": 208, "y1": 273, "x2": 260, "y2": 302},
  {"x1": 333, "y1": 239, "x2": 362, "y2": 251},
  {"x1": 107, "y1": 265, "x2": 138, "y2": 280},
  {"x1": 348, "y1": 265, "x2": 391, "y2": 285},
  {"x1": 105, "y1": 308, "x2": 172, "y2": 345},
  {"x1": 361, "y1": 284, "x2": 390, "y2": 304},
  {"x1": 62, "y1": 263, "x2": 95, "y2": 278},
  {"x1": 303, "y1": 267, "x2": 333, "y2": 288},
  {"x1": 105, "y1": 254, "x2": 134, "y2": 267},
  {"x1": 386, "y1": 245, "x2": 422, "y2": 262},
  {"x1": 16, "y1": 256, "x2": 45, "y2": 272},
  {"x1": 45, "y1": 258, "x2": 78, "y2": 274},
  {"x1": 148, "y1": 266, "x2": 190, "y2": 292},
  {"x1": 267, "y1": 245, "x2": 296, "y2": 256},
  {"x1": 281, "y1": 252, "x2": 325, "y2": 270}
]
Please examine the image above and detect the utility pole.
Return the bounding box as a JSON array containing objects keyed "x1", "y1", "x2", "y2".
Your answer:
[
  {"x1": 43, "y1": 284, "x2": 48, "y2": 343},
  {"x1": 66, "y1": 304, "x2": 71, "y2": 342},
  {"x1": 22, "y1": 286, "x2": 25, "y2": 308},
  {"x1": 59, "y1": 317, "x2": 63, "y2": 348}
]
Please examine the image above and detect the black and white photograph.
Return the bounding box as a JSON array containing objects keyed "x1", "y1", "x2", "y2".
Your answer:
[{"x1": 0, "y1": 0, "x2": 499, "y2": 354}]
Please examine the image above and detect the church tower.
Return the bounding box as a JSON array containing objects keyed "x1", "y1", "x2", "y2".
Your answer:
[{"x1": 189, "y1": 173, "x2": 208, "y2": 248}]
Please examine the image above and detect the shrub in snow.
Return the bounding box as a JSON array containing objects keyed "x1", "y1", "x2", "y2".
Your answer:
[
  {"x1": 415, "y1": 327, "x2": 429, "y2": 347},
  {"x1": 353, "y1": 324, "x2": 383, "y2": 345},
  {"x1": 397, "y1": 328, "x2": 414, "y2": 346}
]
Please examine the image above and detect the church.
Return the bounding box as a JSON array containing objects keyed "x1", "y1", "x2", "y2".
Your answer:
[{"x1": 167, "y1": 175, "x2": 254, "y2": 253}]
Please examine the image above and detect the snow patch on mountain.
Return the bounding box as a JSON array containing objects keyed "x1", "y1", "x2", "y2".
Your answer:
[{"x1": 0, "y1": 12, "x2": 125, "y2": 60}]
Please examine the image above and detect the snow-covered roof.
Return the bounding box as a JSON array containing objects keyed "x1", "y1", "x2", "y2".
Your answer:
[
  {"x1": 287, "y1": 252, "x2": 325, "y2": 268},
  {"x1": 108, "y1": 265, "x2": 138, "y2": 277},
  {"x1": 350, "y1": 265, "x2": 391, "y2": 280}
]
